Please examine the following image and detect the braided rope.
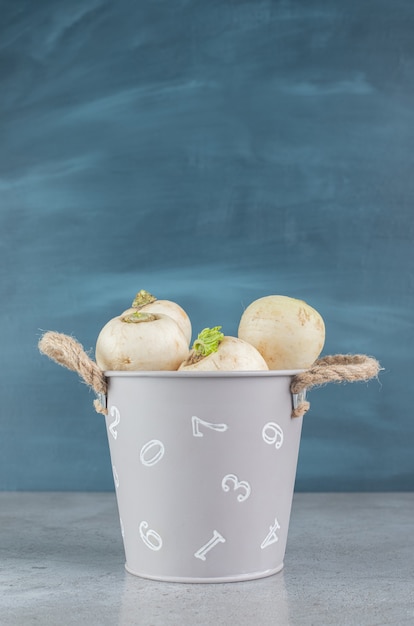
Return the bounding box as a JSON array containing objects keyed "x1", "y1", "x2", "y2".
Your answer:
[
  {"x1": 38, "y1": 331, "x2": 108, "y2": 414},
  {"x1": 38, "y1": 332, "x2": 381, "y2": 418},
  {"x1": 290, "y1": 354, "x2": 381, "y2": 417}
]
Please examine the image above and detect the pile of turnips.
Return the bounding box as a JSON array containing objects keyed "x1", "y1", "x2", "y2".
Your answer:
[{"x1": 95, "y1": 290, "x2": 326, "y2": 372}]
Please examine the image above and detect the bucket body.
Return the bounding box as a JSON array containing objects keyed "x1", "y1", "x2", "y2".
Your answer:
[{"x1": 104, "y1": 370, "x2": 303, "y2": 583}]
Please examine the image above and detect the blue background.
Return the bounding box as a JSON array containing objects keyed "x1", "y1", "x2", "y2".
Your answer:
[{"x1": 1, "y1": 0, "x2": 413, "y2": 491}]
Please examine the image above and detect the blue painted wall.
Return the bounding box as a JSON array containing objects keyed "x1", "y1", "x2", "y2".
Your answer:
[{"x1": 1, "y1": 0, "x2": 413, "y2": 491}]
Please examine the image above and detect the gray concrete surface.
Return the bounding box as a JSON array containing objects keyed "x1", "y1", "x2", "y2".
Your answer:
[{"x1": 1, "y1": 492, "x2": 413, "y2": 625}]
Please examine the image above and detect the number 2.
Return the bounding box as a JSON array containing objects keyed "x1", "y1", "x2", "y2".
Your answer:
[{"x1": 109, "y1": 405, "x2": 121, "y2": 440}]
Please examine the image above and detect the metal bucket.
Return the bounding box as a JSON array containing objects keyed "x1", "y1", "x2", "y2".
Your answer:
[{"x1": 104, "y1": 370, "x2": 304, "y2": 583}]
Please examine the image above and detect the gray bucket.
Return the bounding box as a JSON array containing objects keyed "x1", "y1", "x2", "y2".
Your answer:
[{"x1": 104, "y1": 370, "x2": 304, "y2": 583}]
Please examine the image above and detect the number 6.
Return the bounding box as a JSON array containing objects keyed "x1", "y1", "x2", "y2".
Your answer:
[{"x1": 139, "y1": 521, "x2": 163, "y2": 551}]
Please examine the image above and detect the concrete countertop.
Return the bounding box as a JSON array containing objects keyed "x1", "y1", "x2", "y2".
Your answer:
[{"x1": 1, "y1": 492, "x2": 413, "y2": 625}]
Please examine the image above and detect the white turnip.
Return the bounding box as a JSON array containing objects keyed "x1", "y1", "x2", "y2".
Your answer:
[
  {"x1": 179, "y1": 326, "x2": 269, "y2": 371},
  {"x1": 95, "y1": 311, "x2": 189, "y2": 371},
  {"x1": 122, "y1": 289, "x2": 192, "y2": 345},
  {"x1": 238, "y1": 295, "x2": 325, "y2": 370}
]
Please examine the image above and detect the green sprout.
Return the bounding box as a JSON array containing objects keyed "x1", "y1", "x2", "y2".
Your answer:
[
  {"x1": 131, "y1": 290, "x2": 157, "y2": 308},
  {"x1": 192, "y1": 326, "x2": 224, "y2": 356},
  {"x1": 121, "y1": 311, "x2": 157, "y2": 323}
]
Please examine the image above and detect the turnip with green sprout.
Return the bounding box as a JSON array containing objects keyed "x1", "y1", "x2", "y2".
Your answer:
[
  {"x1": 122, "y1": 289, "x2": 192, "y2": 345},
  {"x1": 238, "y1": 295, "x2": 325, "y2": 370},
  {"x1": 179, "y1": 326, "x2": 269, "y2": 371},
  {"x1": 95, "y1": 311, "x2": 189, "y2": 371}
]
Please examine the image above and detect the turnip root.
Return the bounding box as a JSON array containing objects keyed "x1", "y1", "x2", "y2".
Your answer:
[
  {"x1": 179, "y1": 326, "x2": 269, "y2": 371},
  {"x1": 95, "y1": 311, "x2": 189, "y2": 371},
  {"x1": 238, "y1": 295, "x2": 325, "y2": 370},
  {"x1": 122, "y1": 290, "x2": 192, "y2": 345}
]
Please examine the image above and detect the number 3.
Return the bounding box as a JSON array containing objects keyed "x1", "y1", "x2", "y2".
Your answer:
[{"x1": 221, "y1": 473, "x2": 251, "y2": 502}]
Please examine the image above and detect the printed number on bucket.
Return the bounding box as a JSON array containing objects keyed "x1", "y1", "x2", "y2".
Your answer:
[
  {"x1": 108, "y1": 405, "x2": 121, "y2": 440},
  {"x1": 194, "y1": 530, "x2": 226, "y2": 561},
  {"x1": 262, "y1": 422, "x2": 284, "y2": 449},
  {"x1": 222, "y1": 473, "x2": 251, "y2": 502},
  {"x1": 140, "y1": 439, "x2": 165, "y2": 467},
  {"x1": 112, "y1": 465, "x2": 119, "y2": 488},
  {"x1": 139, "y1": 521, "x2": 163, "y2": 551},
  {"x1": 192, "y1": 415, "x2": 228, "y2": 438},
  {"x1": 261, "y1": 518, "x2": 281, "y2": 550}
]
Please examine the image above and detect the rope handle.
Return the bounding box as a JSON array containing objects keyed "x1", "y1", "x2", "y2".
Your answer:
[
  {"x1": 38, "y1": 331, "x2": 381, "y2": 417},
  {"x1": 290, "y1": 354, "x2": 381, "y2": 417},
  {"x1": 38, "y1": 331, "x2": 108, "y2": 414}
]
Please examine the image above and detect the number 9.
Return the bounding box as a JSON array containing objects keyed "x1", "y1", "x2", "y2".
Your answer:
[{"x1": 262, "y1": 422, "x2": 284, "y2": 449}]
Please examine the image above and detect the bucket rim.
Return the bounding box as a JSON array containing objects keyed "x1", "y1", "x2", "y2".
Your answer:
[{"x1": 103, "y1": 369, "x2": 304, "y2": 378}]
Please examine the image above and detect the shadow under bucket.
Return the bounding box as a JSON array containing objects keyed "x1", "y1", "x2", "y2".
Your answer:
[{"x1": 104, "y1": 370, "x2": 304, "y2": 583}]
